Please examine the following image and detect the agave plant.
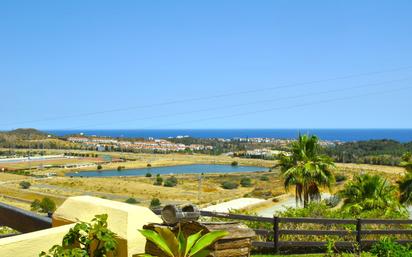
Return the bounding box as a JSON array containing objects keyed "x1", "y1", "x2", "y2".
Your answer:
[{"x1": 139, "y1": 226, "x2": 228, "y2": 257}]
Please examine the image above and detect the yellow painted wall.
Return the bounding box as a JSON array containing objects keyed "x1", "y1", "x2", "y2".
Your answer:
[
  {"x1": 0, "y1": 196, "x2": 161, "y2": 257},
  {"x1": 0, "y1": 224, "x2": 74, "y2": 257}
]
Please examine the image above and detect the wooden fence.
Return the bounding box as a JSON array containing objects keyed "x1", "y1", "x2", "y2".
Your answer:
[{"x1": 198, "y1": 210, "x2": 412, "y2": 253}]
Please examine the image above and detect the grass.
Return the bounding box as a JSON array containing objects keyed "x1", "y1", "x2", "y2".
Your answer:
[{"x1": 251, "y1": 255, "x2": 324, "y2": 257}]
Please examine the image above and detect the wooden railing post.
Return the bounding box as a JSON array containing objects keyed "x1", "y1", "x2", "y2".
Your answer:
[
  {"x1": 356, "y1": 218, "x2": 362, "y2": 253},
  {"x1": 273, "y1": 216, "x2": 279, "y2": 254}
]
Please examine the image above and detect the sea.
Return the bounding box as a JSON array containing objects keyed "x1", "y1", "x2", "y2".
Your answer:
[{"x1": 46, "y1": 129, "x2": 412, "y2": 143}]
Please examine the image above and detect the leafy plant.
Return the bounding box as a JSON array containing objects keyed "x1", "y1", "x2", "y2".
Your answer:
[
  {"x1": 139, "y1": 226, "x2": 228, "y2": 257},
  {"x1": 39, "y1": 214, "x2": 117, "y2": 257},
  {"x1": 97, "y1": 164, "x2": 103, "y2": 170},
  {"x1": 146, "y1": 172, "x2": 152, "y2": 177},
  {"x1": 370, "y1": 237, "x2": 412, "y2": 257},
  {"x1": 339, "y1": 174, "x2": 405, "y2": 215}
]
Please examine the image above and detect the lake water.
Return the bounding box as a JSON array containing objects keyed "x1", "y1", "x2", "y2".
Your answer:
[{"x1": 65, "y1": 164, "x2": 268, "y2": 177}]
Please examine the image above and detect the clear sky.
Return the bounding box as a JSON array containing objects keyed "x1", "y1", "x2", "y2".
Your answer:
[{"x1": 1, "y1": 0, "x2": 411, "y2": 130}]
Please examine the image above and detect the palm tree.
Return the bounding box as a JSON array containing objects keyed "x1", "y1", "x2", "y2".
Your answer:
[
  {"x1": 276, "y1": 134, "x2": 335, "y2": 208},
  {"x1": 398, "y1": 152, "x2": 412, "y2": 204},
  {"x1": 340, "y1": 174, "x2": 402, "y2": 214}
]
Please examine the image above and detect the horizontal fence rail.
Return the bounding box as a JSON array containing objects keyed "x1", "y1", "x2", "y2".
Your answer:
[
  {"x1": 152, "y1": 209, "x2": 412, "y2": 253},
  {"x1": 0, "y1": 202, "x2": 52, "y2": 233}
]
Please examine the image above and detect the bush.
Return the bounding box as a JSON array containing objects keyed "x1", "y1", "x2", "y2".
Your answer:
[
  {"x1": 221, "y1": 181, "x2": 239, "y2": 190},
  {"x1": 145, "y1": 172, "x2": 152, "y2": 177},
  {"x1": 31, "y1": 197, "x2": 56, "y2": 214},
  {"x1": 39, "y1": 214, "x2": 117, "y2": 257},
  {"x1": 164, "y1": 176, "x2": 178, "y2": 187},
  {"x1": 125, "y1": 197, "x2": 139, "y2": 204},
  {"x1": 323, "y1": 195, "x2": 341, "y2": 208},
  {"x1": 335, "y1": 174, "x2": 347, "y2": 182},
  {"x1": 240, "y1": 177, "x2": 252, "y2": 187},
  {"x1": 231, "y1": 161, "x2": 238, "y2": 166},
  {"x1": 19, "y1": 181, "x2": 31, "y2": 189},
  {"x1": 154, "y1": 174, "x2": 163, "y2": 186},
  {"x1": 97, "y1": 164, "x2": 103, "y2": 170},
  {"x1": 147, "y1": 163, "x2": 152, "y2": 167},
  {"x1": 260, "y1": 175, "x2": 269, "y2": 181},
  {"x1": 150, "y1": 198, "x2": 161, "y2": 208},
  {"x1": 117, "y1": 166, "x2": 124, "y2": 171},
  {"x1": 371, "y1": 237, "x2": 412, "y2": 257}
]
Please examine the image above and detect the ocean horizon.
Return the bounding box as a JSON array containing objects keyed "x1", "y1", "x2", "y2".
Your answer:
[{"x1": 45, "y1": 129, "x2": 412, "y2": 143}]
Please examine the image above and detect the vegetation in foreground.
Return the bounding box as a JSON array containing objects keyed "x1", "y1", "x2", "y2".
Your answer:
[{"x1": 40, "y1": 214, "x2": 117, "y2": 257}]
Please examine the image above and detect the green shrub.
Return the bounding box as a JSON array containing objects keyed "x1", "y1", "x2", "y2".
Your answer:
[
  {"x1": 154, "y1": 174, "x2": 163, "y2": 186},
  {"x1": 40, "y1": 214, "x2": 117, "y2": 257},
  {"x1": 147, "y1": 163, "x2": 152, "y2": 167},
  {"x1": 335, "y1": 174, "x2": 347, "y2": 182},
  {"x1": 125, "y1": 197, "x2": 139, "y2": 204},
  {"x1": 31, "y1": 197, "x2": 56, "y2": 214},
  {"x1": 163, "y1": 176, "x2": 178, "y2": 187},
  {"x1": 19, "y1": 181, "x2": 31, "y2": 189},
  {"x1": 117, "y1": 166, "x2": 124, "y2": 171},
  {"x1": 145, "y1": 172, "x2": 152, "y2": 177},
  {"x1": 371, "y1": 237, "x2": 412, "y2": 257},
  {"x1": 221, "y1": 181, "x2": 239, "y2": 189},
  {"x1": 231, "y1": 161, "x2": 238, "y2": 166},
  {"x1": 260, "y1": 175, "x2": 269, "y2": 181},
  {"x1": 97, "y1": 164, "x2": 102, "y2": 170},
  {"x1": 323, "y1": 195, "x2": 341, "y2": 208},
  {"x1": 150, "y1": 198, "x2": 161, "y2": 208},
  {"x1": 240, "y1": 177, "x2": 252, "y2": 187}
]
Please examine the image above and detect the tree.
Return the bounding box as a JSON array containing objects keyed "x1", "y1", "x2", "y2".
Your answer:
[
  {"x1": 31, "y1": 197, "x2": 56, "y2": 215},
  {"x1": 276, "y1": 134, "x2": 335, "y2": 208},
  {"x1": 19, "y1": 181, "x2": 31, "y2": 189},
  {"x1": 231, "y1": 161, "x2": 238, "y2": 166},
  {"x1": 398, "y1": 152, "x2": 412, "y2": 204},
  {"x1": 97, "y1": 164, "x2": 102, "y2": 170},
  {"x1": 340, "y1": 174, "x2": 403, "y2": 215}
]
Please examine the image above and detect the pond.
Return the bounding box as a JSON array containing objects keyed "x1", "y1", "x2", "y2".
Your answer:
[{"x1": 65, "y1": 164, "x2": 269, "y2": 177}]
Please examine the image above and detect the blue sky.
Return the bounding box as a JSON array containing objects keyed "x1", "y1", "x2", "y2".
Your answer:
[{"x1": 1, "y1": 0, "x2": 411, "y2": 130}]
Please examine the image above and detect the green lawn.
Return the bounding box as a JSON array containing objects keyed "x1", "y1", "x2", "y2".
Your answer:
[{"x1": 251, "y1": 255, "x2": 324, "y2": 257}]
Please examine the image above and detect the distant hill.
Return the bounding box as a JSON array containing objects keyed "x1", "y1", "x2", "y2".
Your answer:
[{"x1": 0, "y1": 128, "x2": 49, "y2": 140}]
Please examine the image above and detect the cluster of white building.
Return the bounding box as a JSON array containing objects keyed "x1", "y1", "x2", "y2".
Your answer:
[{"x1": 67, "y1": 137, "x2": 213, "y2": 152}]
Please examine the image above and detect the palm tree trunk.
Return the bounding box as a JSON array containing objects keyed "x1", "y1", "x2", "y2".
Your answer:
[{"x1": 303, "y1": 184, "x2": 309, "y2": 208}]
